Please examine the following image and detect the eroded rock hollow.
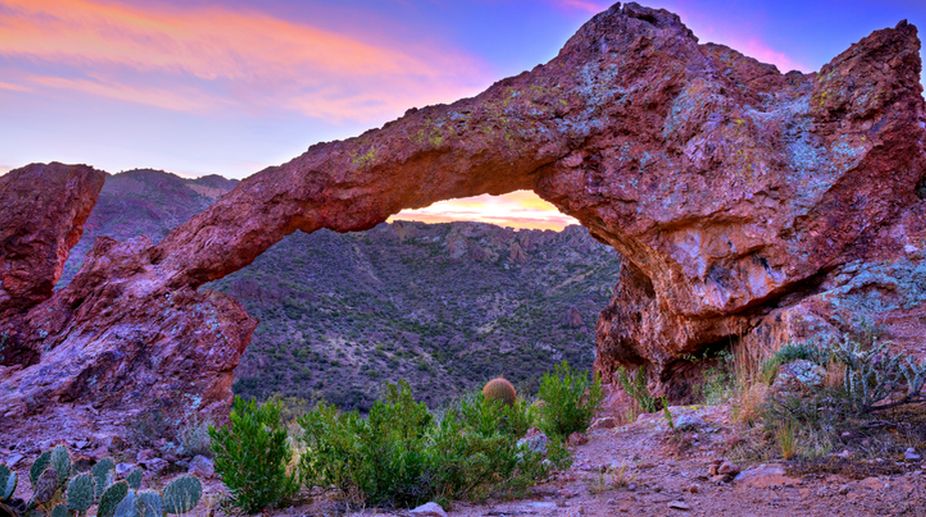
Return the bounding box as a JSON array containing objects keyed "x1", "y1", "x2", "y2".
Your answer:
[{"x1": 1, "y1": 3, "x2": 924, "y2": 442}]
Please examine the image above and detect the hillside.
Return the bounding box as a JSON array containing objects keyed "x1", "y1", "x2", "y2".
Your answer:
[{"x1": 63, "y1": 169, "x2": 619, "y2": 410}]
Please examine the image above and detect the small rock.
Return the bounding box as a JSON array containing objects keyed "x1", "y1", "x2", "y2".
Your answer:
[
  {"x1": 517, "y1": 428, "x2": 549, "y2": 457},
  {"x1": 734, "y1": 465, "x2": 797, "y2": 488},
  {"x1": 668, "y1": 500, "x2": 690, "y2": 511},
  {"x1": 115, "y1": 463, "x2": 134, "y2": 476},
  {"x1": 904, "y1": 448, "x2": 922, "y2": 462},
  {"x1": 142, "y1": 457, "x2": 169, "y2": 474},
  {"x1": 6, "y1": 452, "x2": 24, "y2": 468},
  {"x1": 188, "y1": 455, "x2": 215, "y2": 479},
  {"x1": 410, "y1": 501, "x2": 447, "y2": 517},
  {"x1": 136, "y1": 449, "x2": 157, "y2": 463},
  {"x1": 687, "y1": 484, "x2": 699, "y2": 494},
  {"x1": 73, "y1": 439, "x2": 89, "y2": 450},
  {"x1": 673, "y1": 414, "x2": 705, "y2": 431},
  {"x1": 589, "y1": 417, "x2": 618, "y2": 431},
  {"x1": 771, "y1": 359, "x2": 826, "y2": 397},
  {"x1": 567, "y1": 432, "x2": 588, "y2": 446},
  {"x1": 626, "y1": 482, "x2": 638, "y2": 491},
  {"x1": 838, "y1": 484, "x2": 850, "y2": 495},
  {"x1": 718, "y1": 460, "x2": 739, "y2": 475},
  {"x1": 836, "y1": 449, "x2": 852, "y2": 459}
]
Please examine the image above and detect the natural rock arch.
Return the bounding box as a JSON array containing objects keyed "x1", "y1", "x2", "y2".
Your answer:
[{"x1": 1, "y1": 3, "x2": 925, "y2": 442}]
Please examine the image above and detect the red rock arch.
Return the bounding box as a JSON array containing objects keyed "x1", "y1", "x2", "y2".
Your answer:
[{"x1": 2, "y1": 3, "x2": 924, "y2": 442}]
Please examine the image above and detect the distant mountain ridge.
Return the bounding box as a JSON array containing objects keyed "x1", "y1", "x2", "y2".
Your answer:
[{"x1": 64, "y1": 169, "x2": 620, "y2": 410}]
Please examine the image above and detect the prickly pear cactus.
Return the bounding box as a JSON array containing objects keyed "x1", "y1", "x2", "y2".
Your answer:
[
  {"x1": 162, "y1": 476, "x2": 202, "y2": 514},
  {"x1": 66, "y1": 473, "x2": 95, "y2": 513},
  {"x1": 29, "y1": 451, "x2": 51, "y2": 485},
  {"x1": 32, "y1": 467, "x2": 60, "y2": 505},
  {"x1": 135, "y1": 490, "x2": 163, "y2": 517},
  {"x1": 0, "y1": 465, "x2": 16, "y2": 501},
  {"x1": 92, "y1": 458, "x2": 115, "y2": 499},
  {"x1": 126, "y1": 468, "x2": 143, "y2": 490},
  {"x1": 98, "y1": 481, "x2": 129, "y2": 517},
  {"x1": 50, "y1": 503, "x2": 69, "y2": 517},
  {"x1": 49, "y1": 446, "x2": 70, "y2": 486}
]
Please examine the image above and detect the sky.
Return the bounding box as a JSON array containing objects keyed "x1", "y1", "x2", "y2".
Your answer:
[{"x1": 1, "y1": 0, "x2": 925, "y2": 230}]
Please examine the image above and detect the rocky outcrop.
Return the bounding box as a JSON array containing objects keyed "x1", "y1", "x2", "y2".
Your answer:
[
  {"x1": 1, "y1": 3, "x2": 925, "y2": 442},
  {"x1": 0, "y1": 163, "x2": 104, "y2": 321}
]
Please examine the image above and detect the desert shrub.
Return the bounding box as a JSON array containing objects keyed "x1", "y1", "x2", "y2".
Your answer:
[
  {"x1": 615, "y1": 365, "x2": 657, "y2": 414},
  {"x1": 298, "y1": 381, "x2": 555, "y2": 508},
  {"x1": 176, "y1": 415, "x2": 212, "y2": 458},
  {"x1": 537, "y1": 361, "x2": 603, "y2": 438},
  {"x1": 428, "y1": 394, "x2": 553, "y2": 502},
  {"x1": 299, "y1": 381, "x2": 432, "y2": 507},
  {"x1": 209, "y1": 397, "x2": 298, "y2": 513}
]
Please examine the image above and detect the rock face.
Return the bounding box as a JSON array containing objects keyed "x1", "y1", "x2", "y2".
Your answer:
[
  {"x1": 0, "y1": 163, "x2": 104, "y2": 321},
  {"x1": 0, "y1": 163, "x2": 105, "y2": 366},
  {"x1": 1, "y1": 3, "x2": 925, "y2": 442}
]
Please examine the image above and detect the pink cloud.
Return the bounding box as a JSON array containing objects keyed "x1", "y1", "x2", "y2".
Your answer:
[
  {"x1": 551, "y1": 0, "x2": 608, "y2": 14},
  {"x1": 0, "y1": 0, "x2": 491, "y2": 121},
  {"x1": 0, "y1": 80, "x2": 30, "y2": 93}
]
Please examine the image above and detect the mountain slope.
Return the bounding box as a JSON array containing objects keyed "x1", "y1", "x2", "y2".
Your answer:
[{"x1": 63, "y1": 169, "x2": 620, "y2": 410}]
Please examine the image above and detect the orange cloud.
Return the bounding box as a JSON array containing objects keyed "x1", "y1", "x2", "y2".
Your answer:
[
  {"x1": 0, "y1": 0, "x2": 490, "y2": 120},
  {"x1": 390, "y1": 190, "x2": 579, "y2": 231}
]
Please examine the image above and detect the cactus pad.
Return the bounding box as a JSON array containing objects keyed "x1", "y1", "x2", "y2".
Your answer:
[
  {"x1": 0, "y1": 465, "x2": 16, "y2": 501},
  {"x1": 98, "y1": 481, "x2": 129, "y2": 517},
  {"x1": 162, "y1": 476, "x2": 202, "y2": 514},
  {"x1": 67, "y1": 473, "x2": 95, "y2": 512}
]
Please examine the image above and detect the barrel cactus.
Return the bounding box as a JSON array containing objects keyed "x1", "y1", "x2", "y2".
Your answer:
[{"x1": 483, "y1": 377, "x2": 518, "y2": 405}]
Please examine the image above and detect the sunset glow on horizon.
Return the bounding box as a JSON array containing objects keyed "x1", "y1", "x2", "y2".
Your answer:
[
  {"x1": 391, "y1": 191, "x2": 580, "y2": 231},
  {"x1": 1, "y1": 0, "x2": 924, "y2": 230}
]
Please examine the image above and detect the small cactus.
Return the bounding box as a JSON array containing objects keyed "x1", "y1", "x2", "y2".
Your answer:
[
  {"x1": 32, "y1": 467, "x2": 59, "y2": 505},
  {"x1": 162, "y1": 476, "x2": 202, "y2": 515},
  {"x1": 66, "y1": 473, "x2": 95, "y2": 513},
  {"x1": 126, "y1": 468, "x2": 143, "y2": 490},
  {"x1": 30, "y1": 451, "x2": 51, "y2": 485},
  {"x1": 50, "y1": 503, "x2": 70, "y2": 517},
  {"x1": 0, "y1": 465, "x2": 16, "y2": 501},
  {"x1": 49, "y1": 445, "x2": 71, "y2": 486},
  {"x1": 98, "y1": 481, "x2": 129, "y2": 517},
  {"x1": 135, "y1": 490, "x2": 163, "y2": 517},
  {"x1": 113, "y1": 490, "x2": 137, "y2": 517},
  {"x1": 483, "y1": 377, "x2": 518, "y2": 405},
  {"x1": 92, "y1": 458, "x2": 115, "y2": 499}
]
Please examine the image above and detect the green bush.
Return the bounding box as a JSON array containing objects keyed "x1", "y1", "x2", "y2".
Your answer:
[
  {"x1": 537, "y1": 361, "x2": 603, "y2": 438},
  {"x1": 299, "y1": 381, "x2": 431, "y2": 507},
  {"x1": 209, "y1": 397, "x2": 298, "y2": 513},
  {"x1": 615, "y1": 365, "x2": 657, "y2": 413},
  {"x1": 298, "y1": 381, "x2": 554, "y2": 508}
]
